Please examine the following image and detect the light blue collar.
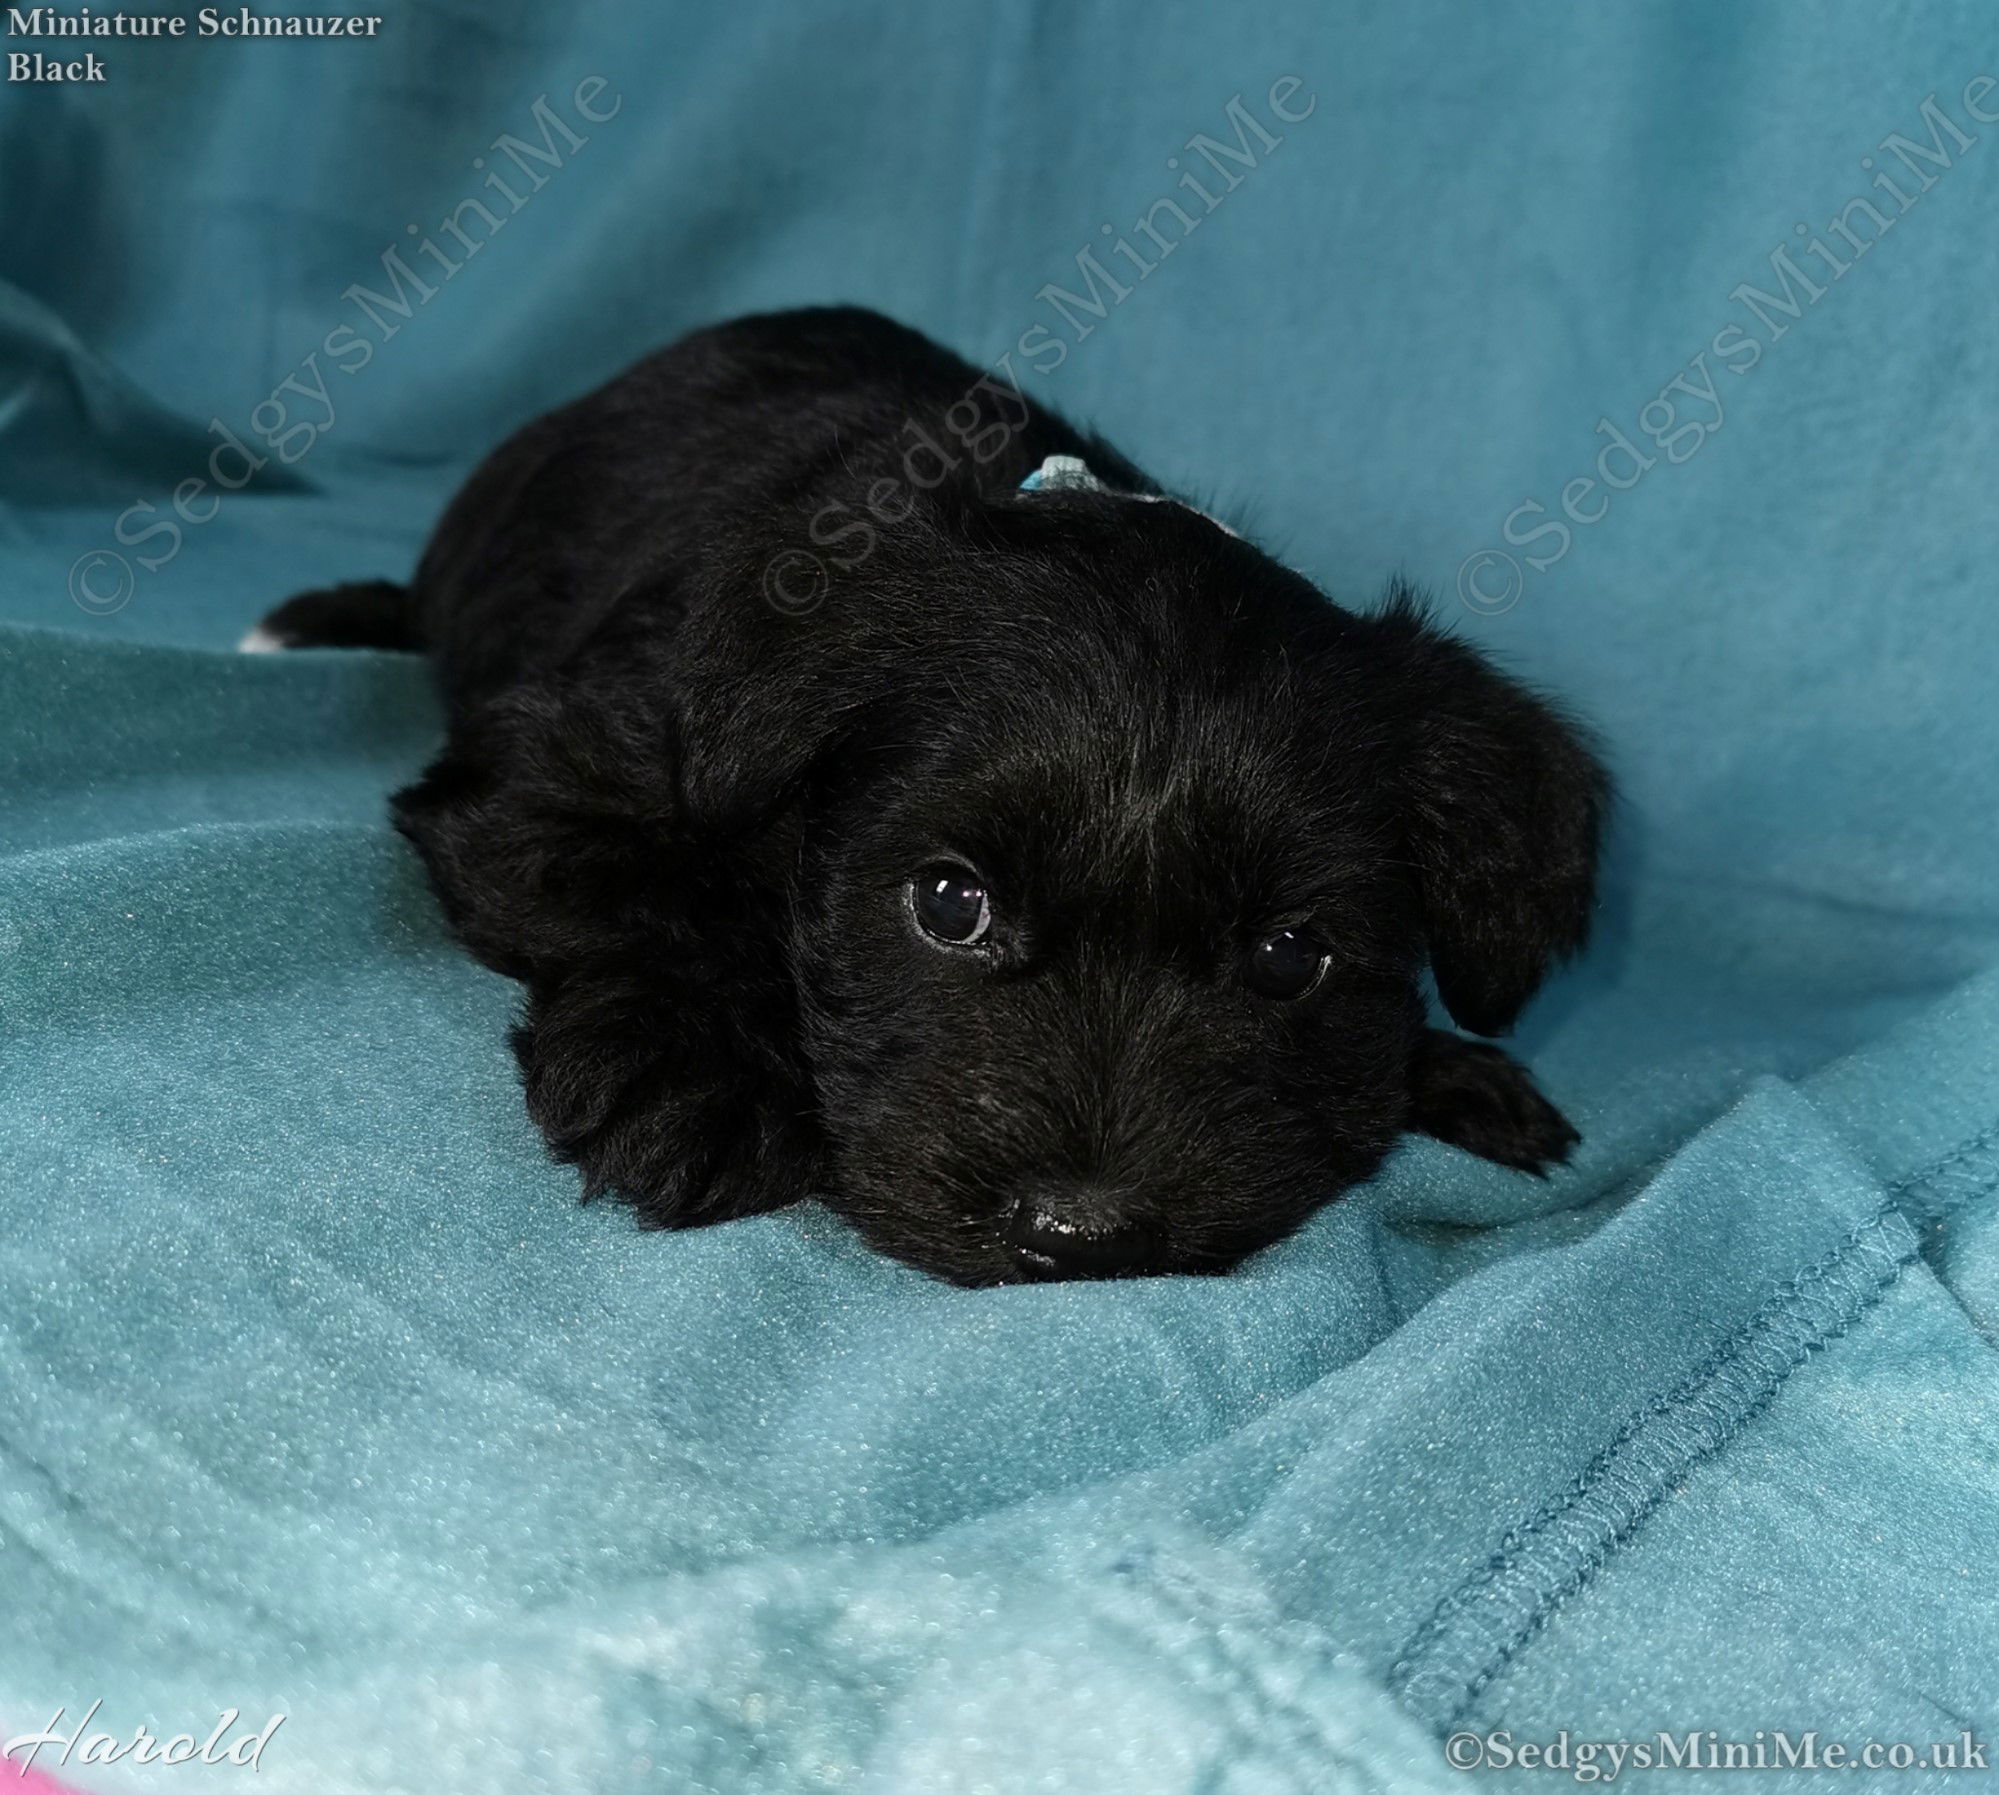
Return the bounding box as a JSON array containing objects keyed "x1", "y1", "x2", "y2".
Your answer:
[
  {"x1": 1018, "y1": 453, "x2": 1241, "y2": 539},
  {"x1": 1018, "y1": 453, "x2": 1105, "y2": 494}
]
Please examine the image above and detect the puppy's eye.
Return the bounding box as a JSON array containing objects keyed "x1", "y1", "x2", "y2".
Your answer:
[
  {"x1": 1246, "y1": 927, "x2": 1330, "y2": 1000},
  {"x1": 909, "y1": 863, "x2": 992, "y2": 946}
]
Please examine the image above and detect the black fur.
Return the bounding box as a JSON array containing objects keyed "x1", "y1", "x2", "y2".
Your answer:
[{"x1": 256, "y1": 306, "x2": 1608, "y2": 1285}]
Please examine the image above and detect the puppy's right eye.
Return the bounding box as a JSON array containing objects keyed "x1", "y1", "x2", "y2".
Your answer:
[
  {"x1": 1245, "y1": 926, "x2": 1331, "y2": 1000},
  {"x1": 909, "y1": 864, "x2": 992, "y2": 946}
]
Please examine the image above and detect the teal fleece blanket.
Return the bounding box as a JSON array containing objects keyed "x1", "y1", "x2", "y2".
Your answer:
[{"x1": 4, "y1": 4, "x2": 1998, "y2": 1790}]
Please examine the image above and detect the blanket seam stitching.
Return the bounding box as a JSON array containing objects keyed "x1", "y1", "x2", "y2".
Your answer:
[{"x1": 1384, "y1": 1118, "x2": 1999, "y2": 1731}]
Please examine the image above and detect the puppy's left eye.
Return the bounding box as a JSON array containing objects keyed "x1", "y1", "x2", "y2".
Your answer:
[
  {"x1": 909, "y1": 863, "x2": 992, "y2": 946},
  {"x1": 1246, "y1": 927, "x2": 1331, "y2": 1000}
]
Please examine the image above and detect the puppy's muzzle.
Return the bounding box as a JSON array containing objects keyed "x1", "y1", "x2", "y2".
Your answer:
[{"x1": 1005, "y1": 1187, "x2": 1155, "y2": 1280}]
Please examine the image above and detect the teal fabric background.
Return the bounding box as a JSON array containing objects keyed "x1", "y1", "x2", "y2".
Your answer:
[{"x1": 3, "y1": 4, "x2": 1997, "y2": 1790}]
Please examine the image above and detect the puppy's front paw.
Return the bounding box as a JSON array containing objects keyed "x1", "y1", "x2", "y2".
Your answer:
[
  {"x1": 512, "y1": 974, "x2": 818, "y2": 1227},
  {"x1": 1408, "y1": 1028, "x2": 1579, "y2": 1175}
]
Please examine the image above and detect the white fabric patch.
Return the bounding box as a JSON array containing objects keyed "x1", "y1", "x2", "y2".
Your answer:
[{"x1": 1018, "y1": 453, "x2": 1241, "y2": 539}]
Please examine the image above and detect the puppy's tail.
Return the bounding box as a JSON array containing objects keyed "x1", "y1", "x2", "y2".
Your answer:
[{"x1": 240, "y1": 579, "x2": 423, "y2": 654}]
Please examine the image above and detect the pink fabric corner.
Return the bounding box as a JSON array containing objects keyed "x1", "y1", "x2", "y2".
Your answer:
[{"x1": 0, "y1": 1742, "x2": 87, "y2": 1793}]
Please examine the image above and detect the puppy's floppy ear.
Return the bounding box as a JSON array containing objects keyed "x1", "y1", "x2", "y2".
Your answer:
[
  {"x1": 1368, "y1": 590, "x2": 1609, "y2": 1037},
  {"x1": 659, "y1": 501, "x2": 963, "y2": 831},
  {"x1": 665, "y1": 598, "x2": 869, "y2": 834},
  {"x1": 391, "y1": 671, "x2": 674, "y2": 980}
]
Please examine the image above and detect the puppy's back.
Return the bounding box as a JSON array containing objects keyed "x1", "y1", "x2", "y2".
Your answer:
[{"x1": 408, "y1": 308, "x2": 1114, "y2": 714}]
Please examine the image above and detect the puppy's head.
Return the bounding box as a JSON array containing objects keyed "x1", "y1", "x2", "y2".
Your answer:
[
  {"x1": 691, "y1": 492, "x2": 1606, "y2": 1282},
  {"x1": 398, "y1": 488, "x2": 1605, "y2": 1285}
]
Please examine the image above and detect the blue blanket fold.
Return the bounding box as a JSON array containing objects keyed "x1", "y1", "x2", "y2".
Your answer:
[{"x1": 5, "y1": 4, "x2": 1999, "y2": 1790}]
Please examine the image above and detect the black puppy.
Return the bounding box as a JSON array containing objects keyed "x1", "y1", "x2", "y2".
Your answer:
[{"x1": 251, "y1": 306, "x2": 1606, "y2": 1285}]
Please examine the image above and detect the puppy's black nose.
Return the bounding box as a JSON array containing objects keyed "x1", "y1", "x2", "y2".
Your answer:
[{"x1": 1006, "y1": 1192, "x2": 1155, "y2": 1280}]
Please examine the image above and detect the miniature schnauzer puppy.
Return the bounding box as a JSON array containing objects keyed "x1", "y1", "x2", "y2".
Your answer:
[{"x1": 251, "y1": 306, "x2": 1607, "y2": 1285}]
